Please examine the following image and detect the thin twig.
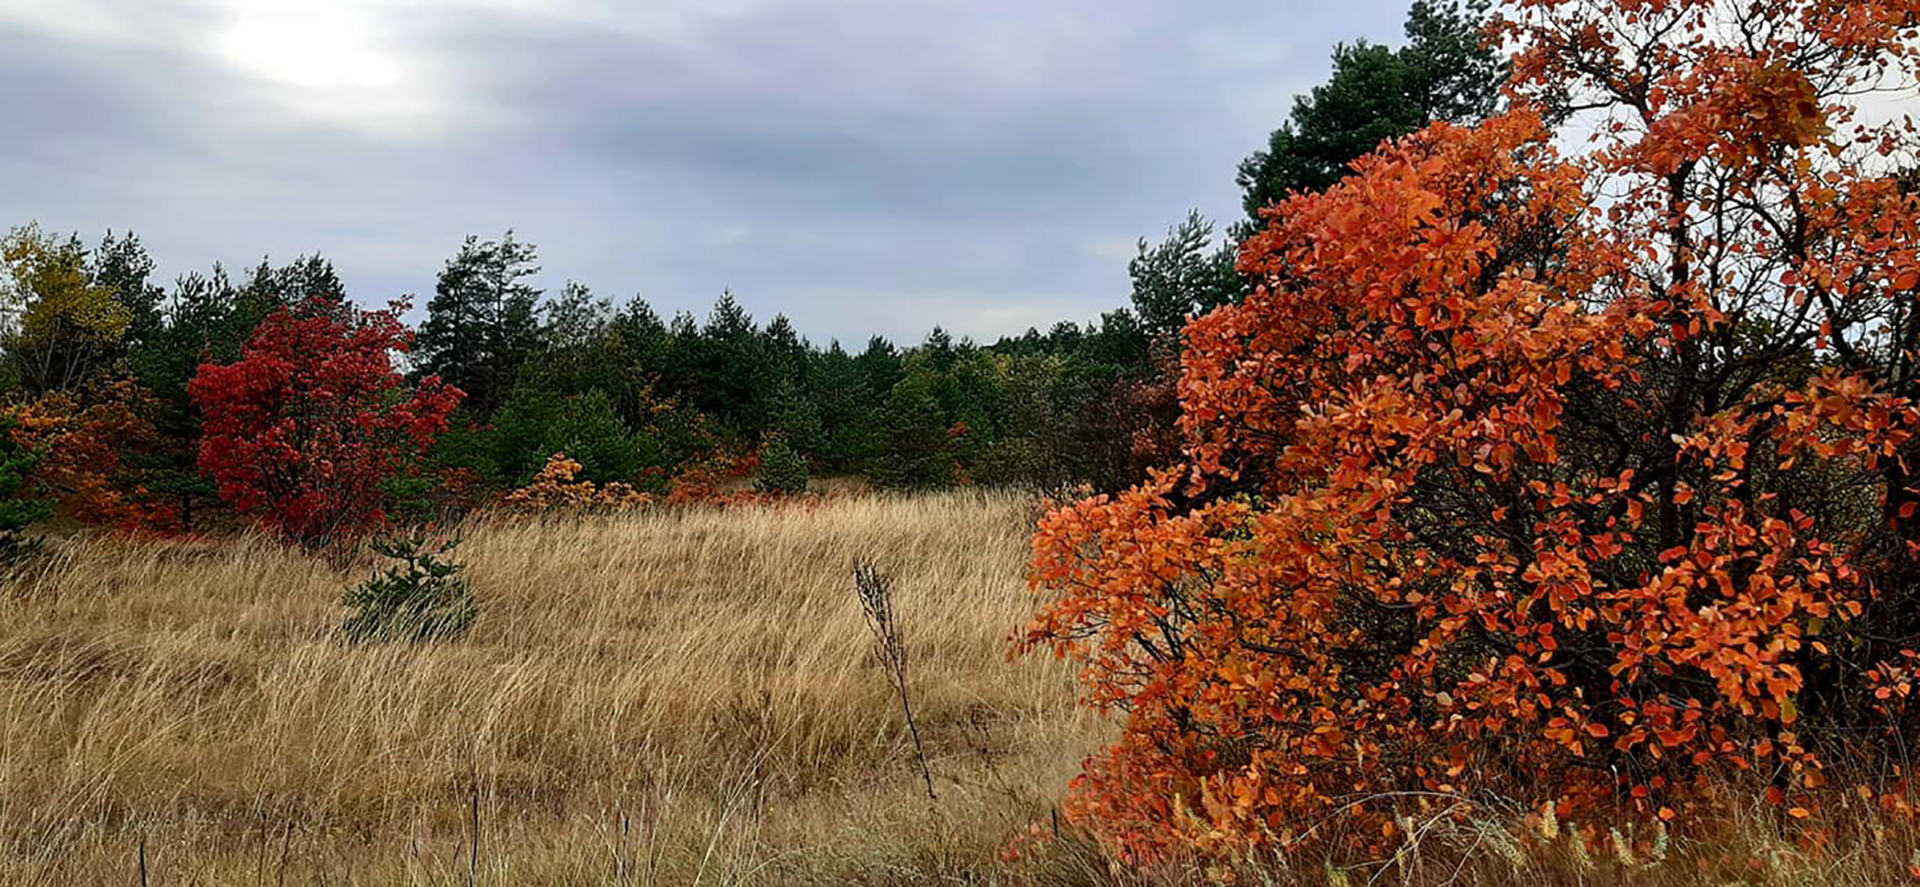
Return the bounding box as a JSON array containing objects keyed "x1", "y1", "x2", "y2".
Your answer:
[
  {"x1": 853, "y1": 559, "x2": 936, "y2": 800},
  {"x1": 468, "y1": 779, "x2": 481, "y2": 887}
]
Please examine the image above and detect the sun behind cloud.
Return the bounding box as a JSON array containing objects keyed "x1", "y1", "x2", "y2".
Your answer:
[{"x1": 216, "y1": 5, "x2": 400, "y2": 90}]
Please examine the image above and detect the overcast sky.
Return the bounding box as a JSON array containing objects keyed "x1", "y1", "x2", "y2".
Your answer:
[{"x1": 0, "y1": 0, "x2": 1415, "y2": 344}]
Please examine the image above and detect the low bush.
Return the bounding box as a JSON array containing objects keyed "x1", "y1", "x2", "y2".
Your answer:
[
  {"x1": 0, "y1": 415, "x2": 50, "y2": 566},
  {"x1": 755, "y1": 437, "x2": 810, "y2": 495},
  {"x1": 340, "y1": 531, "x2": 477, "y2": 642}
]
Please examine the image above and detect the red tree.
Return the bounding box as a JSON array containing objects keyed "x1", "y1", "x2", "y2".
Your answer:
[
  {"x1": 189, "y1": 300, "x2": 461, "y2": 546},
  {"x1": 1023, "y1": 0, "x2": 1920, "y2": 862}
]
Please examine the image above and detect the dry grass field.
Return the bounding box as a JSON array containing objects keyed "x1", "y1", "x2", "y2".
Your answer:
[
  {"x1": 3, "y1": 490, "x2": 1919, "y2": 886},
  {"x1": 0, "y1": 491, "x2": 1118, "y2": 885}
]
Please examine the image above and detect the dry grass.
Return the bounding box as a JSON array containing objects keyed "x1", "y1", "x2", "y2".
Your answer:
[
  {"x1": 0, "y1": 490, "x2": 1112, "y2": 885},
  {"x1": 2, "y1": 488, "x2": 1918, "y2": 885}
]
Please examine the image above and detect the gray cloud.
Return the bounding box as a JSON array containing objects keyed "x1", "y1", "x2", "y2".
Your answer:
[{"x1": 0, "y1": 0, "x2": 1412, "y2": 343}]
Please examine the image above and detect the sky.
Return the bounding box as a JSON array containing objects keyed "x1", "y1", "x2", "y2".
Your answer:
[{"x1": 0, "y1": 0, "x2": 1417, "y2": 344}]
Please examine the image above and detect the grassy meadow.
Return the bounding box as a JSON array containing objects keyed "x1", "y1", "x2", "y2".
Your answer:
[
  {"x1": 1, "y1": 490, "x2": 1917, "y2": 885},
  {"x1": 0, "y1": 491, "x2": 1118, "y2": 885}
]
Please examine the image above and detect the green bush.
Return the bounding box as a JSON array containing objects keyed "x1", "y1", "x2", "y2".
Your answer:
[
  {"x1": 493, "y1": 388, "x2": 642, "y2": 486},
  {"x1": 0, "y1": 416, "x2": 51, "y2": 566},
  {"x1": 424, "y1": 415, "x2": 501, "y2": 487},
  {"x1": 871, "y1": 377, "x2": 953, "y2": 489},
  {"x1": 340, "y1": 532, "x2": 477, "y2": 643},
  {"x1": 755, "y1": 437, "x2": 810, "y2": 495}
]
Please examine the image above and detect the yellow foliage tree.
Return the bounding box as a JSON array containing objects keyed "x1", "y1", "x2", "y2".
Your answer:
[{"x1": 2, "y1": 223, "x2": 131, "y2": 392}]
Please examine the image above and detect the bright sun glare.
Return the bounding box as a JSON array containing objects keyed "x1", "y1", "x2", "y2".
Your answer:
[{"x1": 216, "y1": 5, "x2": 399, "y2": 90}]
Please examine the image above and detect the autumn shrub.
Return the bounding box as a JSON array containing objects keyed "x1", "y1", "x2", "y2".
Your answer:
[
  {"x1": 3, "y1": 380, "x2": 174, "y2": 529},
  {"x1": 339, "y1": 531, "x2": 476, "y2": 643},
  {"x1": 1022, "y1": 0, "x2": 1920, "y2": 865},
  {"x1": 502, "y1": 452, "x2": 652, "y2": 511},
  {"x1": 189, "y1": 299, "x2": 462, "y2": 546}
]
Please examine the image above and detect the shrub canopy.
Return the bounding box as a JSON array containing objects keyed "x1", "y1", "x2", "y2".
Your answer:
[{"x1": 1024, "y1": 0, "x2": 1920, "y2": 861}]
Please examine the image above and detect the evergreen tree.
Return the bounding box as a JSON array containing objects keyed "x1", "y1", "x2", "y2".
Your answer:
[
  {"x1": 754, "y1": 436, "x2": 809, "y2": 495},
  {"x1": 705, "y1": 291, "x2": 754, "y2": 342},
  {"x1": 872, "y1": 375, "x2": 952, "y2": 489},
  {"x1": 765, "y1": 376, "x2": 824, "y2": 458},
  {"x1": 240, "y1": 254, "x2": 345, "y2": 309},
  {"x1": 1128, "y1": 212, "x2": 1239, "y2": 342},
  {"x1": 0, "y1": 415, "x2": 52, "y2": 565},
  {"x1": 597, "y1": 296, "x2": 675, "y2": 427},
  {"x1": 417, "y1": 231, "x2": 542, "y2": 415},
  {"x1": 667, "y1": 310, "x2": 699, "y2": 340},
  {"x1": 609, "y1": 297, "x2": 670, "y2": 365},
  {"x1": 491, "y1": 388, "x2": 641, "y2": 486},
  {"x1": 1078, "y1": 309, "x2": 1151, "y2": 369},
  {"x1": 762, "y1": 313, "x2": 809, "y2": 381},
  {"x1": 120, "y1": 267, "x2": 246, "y2": 530},
  {"x1": 678, "y1": 292, "x2": 772, "y2": 435},
  {"x1": 608, "y1": 297, "x2": 671, "y2": 376},
  {"x1": 340, "y1": 532, "x2": 477, "y2": 643},
  {"x1": 90, "y1": 230, "x2": 164, "y2": 349},
  {"x1": 1399, "y1": 0, "x2": 1505, "y2": 124},
  {"x1": 541, "y1": 281, "x2": 610, "y2": 352},
  {"x1": 854, "y1": 336, "x2": 904, "y2": 397},
  {"x1": 1234, "y1": 0, "x2": 1504, "y2": 237},
  {"x1": 969, "y1": 352, "x2": 1068, "y2": 488},
  {"x1": 527, "y1": 281, "x2": 625, "y2": 397},
  {"x1": 811, "y1": 342, "x2": 883, "y2": 474},
  {"x1": 922, "y1": 326, "x2": 958, "y2": 372}
]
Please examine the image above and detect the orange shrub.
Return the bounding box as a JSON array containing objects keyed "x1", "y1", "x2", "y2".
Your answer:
[
  {"x1": 502, "y1": 453, "x2": 654, "y2": 512},
  {"x1": 3, "y1": 380, "x2": 173, "y2": 529},
  {"x1": 1023, "y1": 0, "x2": 1920, "y2": 863}
]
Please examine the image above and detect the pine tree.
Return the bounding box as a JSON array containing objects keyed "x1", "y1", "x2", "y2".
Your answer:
[
  {"x1": 90, "y1": 230, "x2": 164, "y2": 349},
  {"x1": 416, "y1": 232, "x2": 542, "y2": 415},
  {"x1": 765, "y1": 376, "x2": 824, "y2": 458},
  {"x1": 340, "y1": 532, "x2": 477, "y2": 643},
  {"x1": 754, "y1": 436, "x2": 809, "y2": 495},
  {"x1": 854, "y1": 336, "x2": 903, "y2": 396},
  {"x1": 872, "y1": 375, "x2": 952, "y2": 489},
  {"x1": 1128, "y1": 211, "x2": 1239, "y2": 342},
  {"x1": 812, "y1": 342, "x2": 883, "y2": 474},
  {"x1": 1234, "y1": 0, "x2": 1505, "y2": 238},
  {"x1": 680, "y1": 292, "x2": 773, "y2": 435}
]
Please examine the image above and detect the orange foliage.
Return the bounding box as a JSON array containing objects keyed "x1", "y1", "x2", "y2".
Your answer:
[
  {"x1": 3, "y1": 381, "x2": 173, "y2": 529},
  {"x1": 665, "y1": 451, "x2": 786, "y2": 507},
  {"x1": 504, "y1": 451, "x2": 828, "y2": 512},
  {"x1": 502, "y1": 453, "x2": 654, "y2": 512},
  {"x1": 1024, "y1": 0, "x2": 1920, "y2": 863}
]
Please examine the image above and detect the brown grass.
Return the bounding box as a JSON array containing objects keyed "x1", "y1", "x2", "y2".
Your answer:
[
  {"x1": 2, "y1": 489, "x2": 1917, "y2": 885},
  {"x1": 0, "y1": 491, "x2": 1116, "y2": 885}
]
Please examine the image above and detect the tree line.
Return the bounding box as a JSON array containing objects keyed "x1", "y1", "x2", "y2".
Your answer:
[{"x1": 0, "y1": 1, "x2": 1502, "y2": 536}]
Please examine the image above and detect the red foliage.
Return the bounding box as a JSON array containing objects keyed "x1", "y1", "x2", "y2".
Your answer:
[
  {"x1": 658, "y1": 451, "x2": 843, "y2": 509},
  {"x1": 1119, "y1": 346, "x2": 1184, "y2": 471},
  {"x1": 188, "y1": 300, "x2": 461, "y2": 546},
  {"x1": 1023, "y1": 0, "x2": 1920, "y2": 862},
  {"x1": 665, "y1": 451, "x2": 762, "y2": 506}
]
